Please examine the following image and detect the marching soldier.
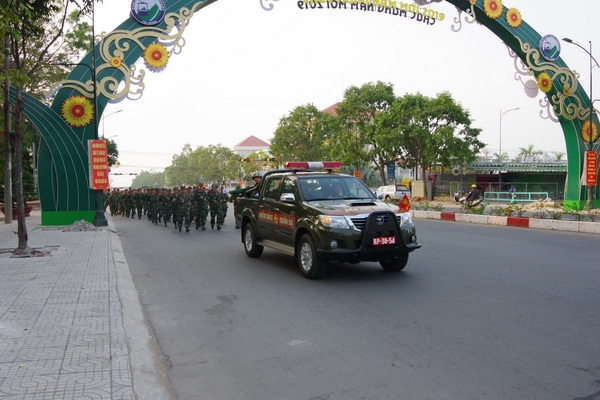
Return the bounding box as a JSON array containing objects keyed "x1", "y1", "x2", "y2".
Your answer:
[{"x1": 192, "y1": 185, "x2": 208, "y2": 231}]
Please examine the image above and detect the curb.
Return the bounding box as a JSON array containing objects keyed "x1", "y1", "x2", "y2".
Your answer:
[{"x1": 411, "y1": 210, "x2": 600, "y2": 234}]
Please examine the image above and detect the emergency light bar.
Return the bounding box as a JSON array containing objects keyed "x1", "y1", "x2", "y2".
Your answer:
[{"x1": 284, "y1": 161, "x2": 342, "y2": 170}]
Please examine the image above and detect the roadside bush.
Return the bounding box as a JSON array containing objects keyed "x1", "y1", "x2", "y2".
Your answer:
[
  {"x1": 566, "y1": 210, "x2": 587, "y2": 222},
  {"x1": 412, "y1": 201, "x2": 444, "y2": 211},
  {"x1": 489, "y1": 204, "x2": 525, "y2": 217},
  {"x1": 462, "y1": 202, "x2": 486, "y2": 215}
]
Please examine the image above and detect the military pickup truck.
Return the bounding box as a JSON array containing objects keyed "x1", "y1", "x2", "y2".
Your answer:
[{"x1": 234, "y1": 162, "x2": 421, "y2": 279}]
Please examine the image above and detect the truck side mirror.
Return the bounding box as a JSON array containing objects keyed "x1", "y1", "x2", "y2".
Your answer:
[{"x1": 280, "y1": 193, "x2": 296, "y2": 203}]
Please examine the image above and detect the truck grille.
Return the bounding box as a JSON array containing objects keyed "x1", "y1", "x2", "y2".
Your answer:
[{"x1": 350, "y1": 215, "x2": 402, "y2": 231}]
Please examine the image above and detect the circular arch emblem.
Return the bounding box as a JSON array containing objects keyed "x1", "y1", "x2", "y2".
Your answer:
[{"x1": 130, "y1": 0, "x2": 166, "y2": 26}]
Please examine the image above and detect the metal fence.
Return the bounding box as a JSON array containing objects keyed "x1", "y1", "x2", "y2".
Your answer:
[{"x1": 438, "y1": 181, "x2": 563, "y2": 200}]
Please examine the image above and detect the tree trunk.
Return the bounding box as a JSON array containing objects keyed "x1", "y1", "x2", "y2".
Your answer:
[
  {"x1": 3, "y1": 35, "x2": 12, "y2": 224},
  {"x1": 14, "y1": 88, "x2": 28, "y2": 251}
]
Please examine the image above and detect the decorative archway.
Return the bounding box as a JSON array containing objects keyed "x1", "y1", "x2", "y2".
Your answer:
[{"x1": 8, "y1": 0, "x2": 598, "y2": 225}]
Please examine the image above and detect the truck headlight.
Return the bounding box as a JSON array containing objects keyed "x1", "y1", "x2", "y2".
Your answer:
[
  {"x1": 318, "y1": 215, "x2": 350, "y2": 229},
  {"x1": 398, "y1": 213, "x2": 412, "y2": 226}
]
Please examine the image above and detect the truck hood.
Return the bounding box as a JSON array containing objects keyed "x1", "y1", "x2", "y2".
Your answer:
[{"x1": 306, "y1": 199, "x2": 400, "y2": 216}]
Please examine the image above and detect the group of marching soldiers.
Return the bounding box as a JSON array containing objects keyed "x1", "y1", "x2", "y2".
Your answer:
[{"x1": 105, "y1": 185, "x2": 229, "y2": 232}]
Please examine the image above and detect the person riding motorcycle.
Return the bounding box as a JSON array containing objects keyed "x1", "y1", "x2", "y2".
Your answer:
[{"x1": 464, "y1": 184, "x2": 481, "y2": 204}]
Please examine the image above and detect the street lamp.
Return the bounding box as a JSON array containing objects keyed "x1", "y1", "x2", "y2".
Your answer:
[
  {"x1": 499, "y1": 108, "x2": 520, "y2": 161},
  {"x1": 563, "y1": 38, "x2": 599, "y2": 210},
  {"x1": 499, "y1": 107, "x2": 519, "y2": 191},
  {"x1": 101, "y1": 109, "x2": 122, "y2": 138}
]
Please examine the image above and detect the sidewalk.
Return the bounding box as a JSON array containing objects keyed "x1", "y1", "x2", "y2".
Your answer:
[{"x1": 0, "y1": 210, "x2": 169, "y2": 400}]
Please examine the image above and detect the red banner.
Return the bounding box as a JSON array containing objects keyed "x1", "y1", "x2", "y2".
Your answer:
[
  {"x1": 89, "y1": 140, "x2": 110, "y2": 190},
  {"x1": 585, "y1": 151, "x2": 598, "y2": 186}
]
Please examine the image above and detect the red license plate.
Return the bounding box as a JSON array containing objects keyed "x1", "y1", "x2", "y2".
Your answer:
[{"x1": 372, "y1": 236, "x2": 396, "y2": 246}]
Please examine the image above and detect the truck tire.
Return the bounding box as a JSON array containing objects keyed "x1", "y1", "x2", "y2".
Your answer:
[
  {"x1": 297, "y1": 234, "x2": 327, "y2": 279},
  {"x1": 243, "y1": 222, "x2": 263, "y2": 258},
  {"x1": 379, "y1": 253, "x2": 409, "y2": 271}
]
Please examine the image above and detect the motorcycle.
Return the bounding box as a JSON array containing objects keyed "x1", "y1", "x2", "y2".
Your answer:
[{"x1": 453, "y1": 191, "x2": 483, "y2": 207}]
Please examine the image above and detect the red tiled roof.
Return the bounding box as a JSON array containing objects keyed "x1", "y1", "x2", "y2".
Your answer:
[
  {"x1": 321, "y1": 102, "x2": 340, "y2": 116},
  {"x1": 234, "y1": 135, "x2": 270, "y2": 147}
]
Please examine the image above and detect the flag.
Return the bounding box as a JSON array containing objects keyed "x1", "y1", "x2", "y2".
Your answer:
[{"x1": 398, "y1": 194, "x2": 411, "y2": 212}]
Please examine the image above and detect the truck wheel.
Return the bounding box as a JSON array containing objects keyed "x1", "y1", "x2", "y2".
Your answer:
[
  {"x1": 297, "y1": 234, "x2": 327, "y2": 279},
  {"x1": 243, "y1": 222, "x2": 263, "y2": 258},
  {"x1": 379, "y1": 253, "x2": 409, "y2": 271}
]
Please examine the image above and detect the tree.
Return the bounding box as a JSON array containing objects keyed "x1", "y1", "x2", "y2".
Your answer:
[
  {"x1": 239, "y1": 150, "x2": 278, "y2": 181},
  {"x1": 106, "y1": 137, "x2": 119, "y2": 167},
  {"x1": 331, "y1": 81, "x2": 396, "y2": 182},
  {"x1": 269, "y1": 104, "x2": 335, "y2": 162},
  {"x1": 381, "y1": 92, "x2": 484, "y2": 197},
  {"x1": 165, "y1": 144, "x2": 240, "y2": 187},
  {"x1": 517, "y1": 144, "x2": 543, "y2": 161},
  {"x1": 131, "y1": 170, "x2": 166, "y2": 189},
  {"x1": 493, "y1": 152, "x2": 510, "y2": 161},
  {"x1": 1, "y1": 0, "x2": 66, "y2": 253}
]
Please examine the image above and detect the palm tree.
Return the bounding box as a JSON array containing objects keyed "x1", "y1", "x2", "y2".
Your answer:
[
  {"x1": 493, "y1": 152, "x2": 511, "y2": 162},
  {"x1": 517, "y1": 144, "x2": 543, "y2": 162}
]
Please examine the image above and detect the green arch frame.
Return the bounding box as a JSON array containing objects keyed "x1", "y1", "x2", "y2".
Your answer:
[{"x1": 9, "y1": 0, "x2": 598, "y2": 225}]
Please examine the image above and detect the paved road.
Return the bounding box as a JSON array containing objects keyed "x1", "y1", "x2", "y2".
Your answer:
[{"x1": 113, "y1": 214, "x2": 600, "y2": 400}]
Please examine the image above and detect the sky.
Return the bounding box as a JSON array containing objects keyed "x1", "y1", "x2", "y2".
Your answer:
[{"x1": 91, "y1": 0, "x2": 600, "y2": 187}]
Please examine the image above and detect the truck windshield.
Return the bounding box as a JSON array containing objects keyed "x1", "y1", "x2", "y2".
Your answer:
[{"x1": 298, "y1": 176, "x2": 375, "y2": 201}]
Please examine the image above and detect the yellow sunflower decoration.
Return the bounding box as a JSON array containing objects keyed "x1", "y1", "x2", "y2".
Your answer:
[
  {"x1": 144, "y1": 43, "x2": 169, "y2": 72},
  {"x1": 61, "y1": 95, "x2": 94, "y2": 127},
  {"x1": 537, "y1": 72, "x2": 553, "y2": 93},
  {"x1": 581, "y1": 120, "x2": 599, "y2": 143},
  {"x1": 483, "y1": 0, "x2": 502, "y2": 19},
  {"x1": 506, "y1": 8, "x2": 521, "y2": 28}
]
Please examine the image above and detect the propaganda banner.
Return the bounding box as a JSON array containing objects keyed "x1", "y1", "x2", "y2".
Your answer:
[
  {"x1": 585, "y1": 151, "x2": 598, "y2": 186},
  {"x1": 89, "y1": 140, "x2": 110, "y2": 190}
]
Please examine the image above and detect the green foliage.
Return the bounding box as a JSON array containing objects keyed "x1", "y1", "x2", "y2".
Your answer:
[
  {"x1": 331, "y1": 81, "x2": 396, "y2": 182},
  {"x1": 565, "y1": 210, "x2": 587, "y2": 222},
  {"x1": 106, "y1": 138, "x2": 119, "y2": 167},
  {"x1": 412, "y1": 201, "x2": 444, "y2": 211},
  {"x1": 269, "y1": 104, "x2": 335, "y2": 162},
  {"x1": 131, "y1": 170, "x2": 166, "y2": 189},
  {"x1": 530, "y1": 199, "x2": 564, "y2": 219},
  {"x1": 238, "y1": 150, "x2": 278, "y2": 179},
  {"x1": 165, "y1": 144, "x2": 241, "y2": 187},
  {"x1": 462, "y1": 201, "x2": 486, "y2": 214},
  {"x1": 489, "y1": 204, "x2": 525, "y2": 217}
]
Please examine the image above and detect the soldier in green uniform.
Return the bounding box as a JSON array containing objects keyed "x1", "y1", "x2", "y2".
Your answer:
[
  {"x1": 147, "y1": 188, "x2": 158, "y2": 224},
  {"x1": 216, "y1": 187, "x2": 228, "y2": 229},
  {"x1": 161, "y1": 188, "x2": 173, "y2": 227},
  {"x1": 170, "y1": 187, "x2": 179, "y2": 228},
  {"x1": 108, "y1": 189, "x2": 119, "y2": 216},
  {"x1": 156, "y1": 188, "x2": 165, "y2": 225},
  {"x1": 208, "y1": 186, "x2": 219, "y2": 230},
  {"x1": 192, "y1": 185, "x2": 208, "y2": 230},
  {"x1": 230, "y1": 171, "x2": 263, "y2": 228},
  {"x1": 173, "y1": 186, "x2": 192, "y2": 232},
  {"x1": 182, "y1": 186, "x2": 194, "y2": 232}
]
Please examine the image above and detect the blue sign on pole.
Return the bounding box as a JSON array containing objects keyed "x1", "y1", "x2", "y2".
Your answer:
[{"x1": 387, "y1": 163, "x2": 395, "y2": 181}]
